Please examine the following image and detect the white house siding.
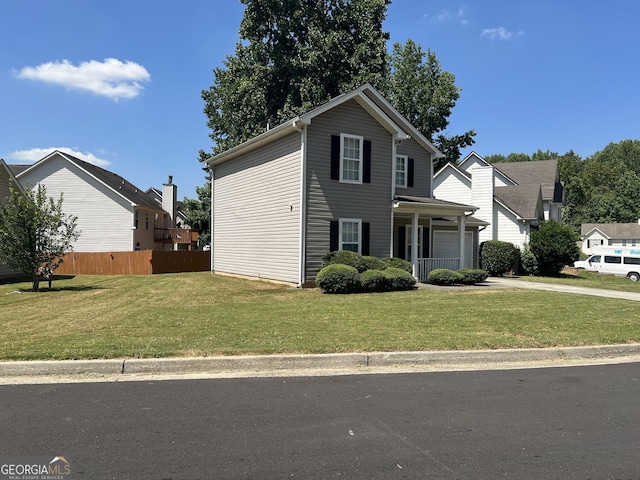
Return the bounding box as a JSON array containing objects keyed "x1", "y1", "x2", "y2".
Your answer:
[
  {"x1": 582, "y1": 231, "x2": 608, "y2": 254},
  {"x1": 470, "y1": 166, "x2": 495, "y2": 244},
  {"x1": 495, "y1": 204, "x2": 529, "y2": 249},
  {"x1": 433, "y1": 168, "x2": 471, "y2": 205},
  {"x1": 305, "y1": 99, "x2": 393, "y2": 281},
  {"x1": 213, "y1": 132, "x2": 302, "y2": 283},
  {"x1": 18, "y1": 154, "x2": 135, "y2": 252}
]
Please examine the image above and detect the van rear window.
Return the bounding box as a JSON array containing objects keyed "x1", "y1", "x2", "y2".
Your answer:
[
  {"x1": 624, "y1": 257, "x2": 640, "y2": 265},
  {"x1": 604, "y1": 256, "x2": 622, "y2": 264}
]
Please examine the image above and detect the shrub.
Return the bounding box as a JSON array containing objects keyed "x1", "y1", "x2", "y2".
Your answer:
[
  {"x1": 529, "y1": 220, "x2": 580, "y2": 276},
  {"x1": 360, "y1": 269, "x2": 391, "y2": 293},
  {"x1": 427, "y1": 269, "x2": 464, "y2": 286},
  {"x1": 362, "y1": 255, "x2": 387, "y2": 271},
  {"x1": 520, "y1": 243, "x2": 539, "y2": 276},
  {"x1": 385, "y1": 267, "x2": 417, "y2": 291},
  {"x1": 322, "y1": 250, "x2": 366, "y2": 272},
  {"x1": 382, "y1": 257, "x2": 412, "y2": 273},
  {"x1": 480, "y1": 240, "x2": 519, "y2": 276},
  {"x1": 316, "y1": 264, "x2": 361, "y2": 294},
  {"x1": 457, "y1": 268, "x2": 488, "y2": 285}
]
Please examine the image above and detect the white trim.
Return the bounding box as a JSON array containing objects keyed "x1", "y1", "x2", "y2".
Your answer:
[
  {"x1": 298, "y1": 125, "x2": 308, "y2": 286},
  {"x1": 339, "y1": 218, "x2": 362, "y2": 254},
  {"x1": 339, "y1": 133, "x2": 363, "y2": 184}
]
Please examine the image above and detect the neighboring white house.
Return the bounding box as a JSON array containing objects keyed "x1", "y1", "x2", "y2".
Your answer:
[
  {"x1": 433, "y1": 152, "x2": 564, "y2": 249},
  {"x1": 0, "y1": 159, "x2": 25, "y2": 277},
  {"x1": 580, "y1": 222, "x2": 640, "y2": 255},
  {"x1": 12, "y1": 151, "x2": 196, "y2": 252}
]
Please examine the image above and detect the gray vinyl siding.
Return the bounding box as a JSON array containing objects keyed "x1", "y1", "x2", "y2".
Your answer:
[
  {"x1": 395, "y1": 138, "x2": 432, "y2": 197},
  {"x1": 305, "y1": 99, "x2": 393, "y2": 281},
  {"x1": 213, "y1": 132, "x2": 302, "y2": 283},
  {"x1": 18, "y1": 154, "x2": 135, "y2": 252}
]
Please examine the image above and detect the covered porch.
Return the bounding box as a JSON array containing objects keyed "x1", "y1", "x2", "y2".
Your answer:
[{"x1": 392, "y1": 196, "x2": 486, "y2": 282}]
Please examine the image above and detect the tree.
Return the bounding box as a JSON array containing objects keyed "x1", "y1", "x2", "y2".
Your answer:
[
  {"x1": 479, "y1": 240, "x2": 519, "y2": 276},
  {"x1": 182, "y1": 154, "x2": 211, "y2": 247},
  {"x1": 0, "y1": 183, "x2": 80, "y2": 291},
  {"x1": 387, "y1": 39, "x2": 475, "y2": 170},
  {"x1": 529, "y1": 220, "x2": 579, "y2": 276},
  {"x1": 202, "y1": 0, "x2": 391, "y2": 154}
]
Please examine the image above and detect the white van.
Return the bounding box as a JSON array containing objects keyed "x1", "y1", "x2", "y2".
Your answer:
[{"x1": 574, "y1": 246, "x2": 640, "y2": 281}]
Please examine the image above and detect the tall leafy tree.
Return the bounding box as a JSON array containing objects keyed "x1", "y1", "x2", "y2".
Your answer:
[
  {"x1": 0, "y1": 184, "x2": 80, "y2": 291},
  {"x1": 387, "y1": 39, "x2": 475, "y2": 170},
  {"x1": 203, "y1": 0, "x2": 391, "y2": 154}
]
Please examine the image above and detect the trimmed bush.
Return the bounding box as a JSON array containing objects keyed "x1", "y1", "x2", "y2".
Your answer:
[
  {"x1": 322, "y1": 250, "x2": 367, "y2": 272},
  {"x1": 385, "y1": 267, "x2": 417, "y2": 291},
  {"x1": 529, "y1": 220, "x2": 580, "y2": 276},
  {"x1": 360, "y1": 269, "x2": 391, "y2": 293},
  {"x1": 427, "y1": 269, "x2": 464, "y2": 286},
  {"x1": 362, "y1": 255, "x2": 387, "y2": 271},
  {"x1": 383, "y1": 257, "x2": 412, "y2": 273},
  {"x1": 457, "y1": 268, "x2": 488, "y2": 285},
  {"x1": 480, "y1": 240, "x2": 519, "y2": 276},
  {"x1": 519, "y1": 243, "x2": 539, "y2": 276},
  {"x1": 316, "y1": 264, "x2": 361, "y2": 294}
]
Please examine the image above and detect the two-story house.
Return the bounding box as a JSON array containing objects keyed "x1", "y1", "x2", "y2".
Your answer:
[
  {"x1": 206, "y1": 84, "x2": 484, "y2": 286},
  {"x1": 13, "y1": 150, "x2": 197, "y2": 252},
  {"x1": 433, "y1": 152, "x2": 564, "y2": 249}
]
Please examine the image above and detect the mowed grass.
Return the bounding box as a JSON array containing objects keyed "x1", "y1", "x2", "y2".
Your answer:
[{"x1": 1, "y1": 272, "x2": 639, "y2": 361}]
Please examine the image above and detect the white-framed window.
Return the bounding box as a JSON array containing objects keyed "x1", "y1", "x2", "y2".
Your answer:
[
  {"x1": 405, "y1": 225, "x2": 422, "y2": 260},
  {"x1": 340, "y1": 133, "x2": 363, "y2": 184},
  {"x1": 340, "y1": 218, "x2": 361, "y2": 253},
  {"x1": 395, "y1": 155, "x2": 407, "y2": 188}
]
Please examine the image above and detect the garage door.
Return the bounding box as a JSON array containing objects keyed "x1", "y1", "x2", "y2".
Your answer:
[{"x1": 432, "y1": 231, "x2": 474, "y2": 268}]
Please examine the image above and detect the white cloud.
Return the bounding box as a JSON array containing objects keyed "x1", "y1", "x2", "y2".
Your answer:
[
  {"x1": 425, "y1": 8, "x2": 469, "y2": 26},
  {"x1": 7, "y1": 148, "x2": 111, "y2": 167},
  {"x1": 481, "y1": 27, "x2": 523, "y2": 40},
  {"x1": 15, "y1": 58, "x2": 150, "y2": 100}
]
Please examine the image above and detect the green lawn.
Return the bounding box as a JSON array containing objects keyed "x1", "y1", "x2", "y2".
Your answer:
[
  {"x1": 1, "y1": 272, "x2": 639, "y2": 361},
  {"x1": 512, "y1": 269, "x2": 640, "y2": 292}
]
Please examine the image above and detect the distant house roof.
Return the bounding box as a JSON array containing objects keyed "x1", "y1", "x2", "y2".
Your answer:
[
  {"x1": 495, "y1": 185, "x2": 544, "y2": 220},
  {"x1": 494, "y1": 159, "x2": 561, "y2": 202},
  {"x1": 581, "y1": 223, "x2": 640, "y2": 239},
  {"x1": 14, "y1": 150, "x2": 162, "y2": 212}
]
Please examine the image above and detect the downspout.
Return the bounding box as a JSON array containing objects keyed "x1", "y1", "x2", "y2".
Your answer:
[{"x1": 294, "y1": 121, "x2": 307, "y2": 287}]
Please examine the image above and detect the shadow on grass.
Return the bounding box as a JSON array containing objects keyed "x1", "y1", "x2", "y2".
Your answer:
[{"x1": 1, "y1": 275, "x2": 105, "y2": 292}]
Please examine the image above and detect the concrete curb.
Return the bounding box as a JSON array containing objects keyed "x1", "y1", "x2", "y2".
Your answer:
[{"x1": 2, "y1": 344, "x2": 640, "y2": 378}]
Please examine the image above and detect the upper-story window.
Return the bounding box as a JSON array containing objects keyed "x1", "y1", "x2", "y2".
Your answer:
[
  {"x1": 340, "y1": 134, "x2": 363, "y2": 184},
  {"x1": 145, "y1": 212, "x2": 149, "y2": 230},
  {"x1": 395, "y1": 155, "x2": 407, "y2": 188}
]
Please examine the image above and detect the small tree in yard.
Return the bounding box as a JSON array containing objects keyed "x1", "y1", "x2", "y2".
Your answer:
[
  {"x1": 0, "y1": 183, "x2": 80, "y2": 291},
  {"x1": 529, "y1": 220, "x2": 580, "y2": 276}
]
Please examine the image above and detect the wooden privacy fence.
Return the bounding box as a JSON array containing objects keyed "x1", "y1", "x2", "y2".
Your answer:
[{"x1": 54, "y1": 250, "x2": 211, "y2": 275}]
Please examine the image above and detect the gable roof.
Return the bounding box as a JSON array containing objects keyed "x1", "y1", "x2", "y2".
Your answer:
[
  {"x1": 15, "y1": 150, "x2": 162, "y2": 211},
  {"x1": 207, "y1": 83, "x2": 444, "y2": 166},
  {"x1": 494, "y1": 159, "x2": 560, "y2": 202},
  {"x1": 581, "y1": 223, "x2": 640, "y2": 239},
  {"x1": 1, "y1": 159, "x2": 24, "y2": 193},
  {"x1": 495, "y1": 185, "x2": 544, "y2": 220}
]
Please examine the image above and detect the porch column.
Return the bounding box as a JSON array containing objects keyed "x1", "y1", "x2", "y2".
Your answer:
[
  {"x1": 411, "y1": 212, "x2": 419, "y2": 278},
  {"x1": 458, "y1": 214, "x2": 466, "y2": 269}
]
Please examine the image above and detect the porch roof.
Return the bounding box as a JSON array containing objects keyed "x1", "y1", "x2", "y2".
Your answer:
[{"x1": 394, "y1": 195, "x2": 479, "y2": 217}]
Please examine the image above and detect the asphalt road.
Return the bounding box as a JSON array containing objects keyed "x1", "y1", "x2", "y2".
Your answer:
[{"x1": 2, "y1": 364, "x2": 640, "y2": 479}]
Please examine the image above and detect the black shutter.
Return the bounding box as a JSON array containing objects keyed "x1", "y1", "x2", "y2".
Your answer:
[
  {"x1": 422, "y1": 227, "x2": 430, "y2": 258},
  {"x1": 407, "y1": 158, "x2": 414, "y2": 187},
  {"x1": 329, "y1": 221, "x2": 339, "y2": 252},
  {"x1": 398, "y1": 226, "x2": 406, "y2": 260},
  {"x1": 363, "y1": 140, "x2": 372, "y2": 183},
  {"x1": 331, "y1": 135, "x2": 340, "y2": 180},
  {"x1": 362, "y1": 222, "x2": 370, "y2": 256}
]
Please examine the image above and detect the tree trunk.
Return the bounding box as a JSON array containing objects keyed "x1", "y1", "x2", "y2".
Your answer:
[{"x1": 31, "y1": 271, "x2": 40, "y2": 292}]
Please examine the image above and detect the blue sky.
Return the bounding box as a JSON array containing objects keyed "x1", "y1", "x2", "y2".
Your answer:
[{"x1": 2, "y1": 1, "x2": 638, "y2": 200}]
